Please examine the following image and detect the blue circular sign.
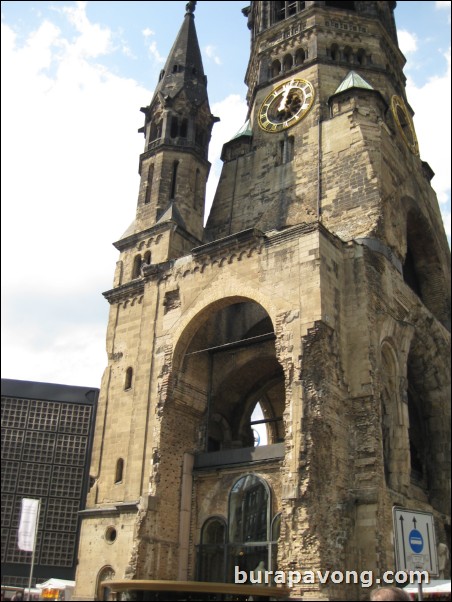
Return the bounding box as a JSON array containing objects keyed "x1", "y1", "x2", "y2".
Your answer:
[{"x1": 409, "y1": 530, "x2": 424, "y2": 553}]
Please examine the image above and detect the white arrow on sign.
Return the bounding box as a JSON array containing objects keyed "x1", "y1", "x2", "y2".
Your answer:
[{"x1": 392, "y1": 507, "x2": 439, "y2": 575}]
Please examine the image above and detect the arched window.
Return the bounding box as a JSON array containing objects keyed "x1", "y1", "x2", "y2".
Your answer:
[
  {"x1": 343, "y1": 46, "x2": 353, "y2": 63},
  {"x1": 170, "y1": 161, "x2": 179, "y2": 199},
  {"x1": 330, "y1": 44, "x2": 340, "y2": 61},
  {"x1": 115, "y1": 458, "x2": 124, "y2": 484},
  {"x1": 145, "y1": 164, "x2": 154, "y2": 205},
  {"x1": 295, "y1": 48, "x2": 306, "y2": 66},
  {"x1": 229, "y1": 475, "x2": 270, "y2": 544},
  {"x1": 271, "y1": 59, "x2": 281, "y2": 78},
  {"x1": 198, "y1": 475, "x2": 280, "y2": 583},
  {"x1": 124, "y1": 367, "x2": 133, "y2": 391},
  {"x1": 97, "y1": 566, "x2": 115, "y2": 601},
  {"x1": 228, "y1": 475, "x2": 274, "y2": 582},
  {"x1": 180, "y1": 118, "x2": 188, "y2": 138},
  {"x1": 170, "y1": 116, "x2": 179, "y2": 138},
  {"x1": 356, "y1": 48, "x2": 366, "y2": 65},
  {"x1": 132, "y1": 255, "x2": 142, "y2": 279},
  {"x1": 283, "y1": 54, "x2": 293, "y2": 72},
  {"x1": 143, "y1": 251, "x2": 152, "y2": 266},
  {"x1": 198, "y1": 518, "x2": 226, "y2": 582}
]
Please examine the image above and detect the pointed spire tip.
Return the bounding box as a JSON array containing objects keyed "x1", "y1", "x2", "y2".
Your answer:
[{"x1": 186, "y1": 1, "x2": 197, "y2": 15}]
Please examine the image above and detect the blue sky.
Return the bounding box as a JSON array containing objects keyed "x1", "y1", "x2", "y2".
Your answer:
[{"x1": 1, "y1": 1, "x2": 450, "y2": 388}]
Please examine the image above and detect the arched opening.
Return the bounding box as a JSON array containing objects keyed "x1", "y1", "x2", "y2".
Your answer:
[
  {"x1": 170, "y1": 160, "x2": 179, "y2": 200},
  {"x1": 271, "y1": 59, "x2": 281, "y2": 78},
  {"x1": 295, "y1": 48, "x2": 306, "y2": 66},
  {"x1": 283, "y1": 54, "x2": 293, "y2": 72},
  {"x1": 180, "y1": 118, "x2": 188, "y2": 138},
  {"x1": 124, "y1": 367, "x2": 133, "y2": 391},
  {"x1": 132, "y1": 255, "x2": 142, "y2": 280},
  {"x1": 97, "y1": 566, "x2": 115, "y2": 601},
  {"x1": 404, "y1": 332, "x2": 450, "y2": 513},
  {"x1": 330, "y1": 44, "x2": 340, "y2": 61},
  {"x1": 197, "y1": 476, "x2": 281, "y2": 584},
  {"x1": 170, "y1": 116, "x2": 179, "y2": 138},
  {"x1": 198, "y1": 517, "x2": 227, "y2": 582},
  {"x1": 403, "y1": 209, "x2": 450, "y2": 328},
  {"x1": 145, "y1": 164, "x2": 154, "y2": 205},
  {"x1": 343, "y1": 46, "x2": 353, "y2": 63},
  {"x1": 356, "y1": 48, "x2": 366, "y2": 65},
  {"x1": 177, "y1": 301, "x2": 285, "y2": 453},
  {"x1": 114, "y1": 458, "x2": 124, "y2": 484}
]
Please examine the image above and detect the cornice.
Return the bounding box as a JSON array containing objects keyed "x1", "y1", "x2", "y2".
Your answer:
[
  {"x1": 103, "y1": 280, "x2": 145, "y2": 304},
  {"x1": 193, "y1": 228, "x2": 266, "y2": 260}
]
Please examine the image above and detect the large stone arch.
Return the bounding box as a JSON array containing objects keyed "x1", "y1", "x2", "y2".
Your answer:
[
  {"x1": 144, "y1": 293, "x2": 291, "y2": 581},
  {"x1": 169, "y1": 295, "x2": 286, "y2": 452},
  {"x1": 400, "y1": 198, "x2": 451, "y2": 329}
]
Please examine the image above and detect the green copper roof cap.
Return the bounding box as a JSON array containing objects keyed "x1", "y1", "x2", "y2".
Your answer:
[
  {"x1": 334, "y1": 71, "x2": 374, "y2": 94},
  {"x1": 230, "y1": 119, "x2": 253, "y2": 141}
]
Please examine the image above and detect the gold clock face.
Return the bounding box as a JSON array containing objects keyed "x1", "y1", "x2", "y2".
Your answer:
[
  {"x1": 258, "y1": 78, "x2": 315, "y2": 133},
  {"x1": 391, "y1": 95, "x2": 419, "y2": 155}
]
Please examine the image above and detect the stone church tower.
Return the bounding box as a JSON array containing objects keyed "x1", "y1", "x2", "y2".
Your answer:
[{"x1": 74, "y1": 2, "x2": 450, "y2": 600}]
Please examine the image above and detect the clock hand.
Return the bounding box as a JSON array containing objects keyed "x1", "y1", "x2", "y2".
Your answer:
[{"x1": 278, "y1": 80, "x2": 294, "y2": 112}]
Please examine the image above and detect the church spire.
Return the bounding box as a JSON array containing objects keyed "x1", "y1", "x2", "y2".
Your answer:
[
  {"x1": 130, "y1": 2, "x2": 217, "y2": 249},
  {"x1": 152, "y1": 0, "x2": 207, "y2": 109}
]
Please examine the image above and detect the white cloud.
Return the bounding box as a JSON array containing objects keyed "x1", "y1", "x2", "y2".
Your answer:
[
  {"x1": 1, "y1": 318, "x2": 106, "y2": 388},
  {"x1": 142, "y1": 28, "x2": 164, "y2": 64},
  {"x1": 398, "y1": 30, "x2": 418, "y2": 55},
  {"x1": 148, "y1": 40, "x2": 165, "y2": 64},
  {"x1": 205, "y1": 45, "x2": 222, "y2": 66},
  {"x1": 435, "y1": 1, "x2": 451, "y2": 23},
  {"x1": 1, "y1": 14, "x2": 149, "y2": 297},
  {"x1": 406, "y1": 48, "x2": 451, "y2": 236}
]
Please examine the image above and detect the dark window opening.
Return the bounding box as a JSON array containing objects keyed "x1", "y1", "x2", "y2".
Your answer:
[
  {"x1": 145, "y1": 164, "x2": 154, "y2": 205},
  {"x1": 180, "y1": 118, "x2": 188, "y2": 138},
  {"x1": 132, "y1": 255, "x2": 142, "y2": 280},
  {"x1": 170, "y1": 116, "x2": 179, "y2": 139},
  {"x1": 125, "y1": 367, "x2": 133, "y2": 391},
  {"x1": 283, "y1": 54, "x2": 293, "y2": 72},
  {"x1": 271, "y1": 59, "x2": 281, "y2": 78},
  {"x1": 115, "y1": 459, "x2": 124, "y2": 484},
  {"x1": 343, "y1": 46, "x2": 353, "y2": 63},
  {"x1": 407, "y1": 386, "x2": 427, "y2": 486},
  {"x1": 330, "y1": 44, "x2": 340, "y2": 61},
  {"x1": 356, "y1": 49, "x2": 366, "y2": 65},
  {"x1": 170, "y1": 161, "x2": 179, "y2": 200},
  {"x1": 144, "y1": 251, "x2": 152, "y2": 266},
  {"x1": 403, "y1": 247, "x2": 422, "y2": 297},
  {"x1": 295, "y1": 48, "x2": 306, "y2": 65},
  {"x1": 273, "y1": 1, "x2": 306, "y2": 23}
]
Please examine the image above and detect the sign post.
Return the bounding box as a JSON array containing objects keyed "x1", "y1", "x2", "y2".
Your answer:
[{"x1": 393, "y1": 508, "x2": 438, "y2": 601}]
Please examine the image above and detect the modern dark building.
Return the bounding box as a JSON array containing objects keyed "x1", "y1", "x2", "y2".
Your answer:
[{"x1": 1, "y1": 379, "x2": 98, "y2": 588}]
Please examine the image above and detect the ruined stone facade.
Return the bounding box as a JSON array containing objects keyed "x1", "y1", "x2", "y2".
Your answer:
[{"x1": 74, "y1": 2, "x2": 451, "y2": 600}]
